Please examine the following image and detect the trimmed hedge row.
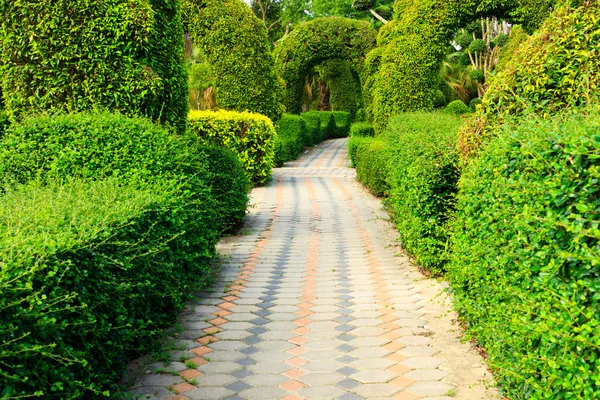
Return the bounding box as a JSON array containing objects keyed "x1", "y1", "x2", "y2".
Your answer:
[
  {"x1": 188, "y1": 110, "x2": 276, "y2": 185},
  {"x1": 350, "y1": 122, "x2": 375, "y2": 137},
  {"x1": 0, "y1": 112, "x2": 249, "y2": 398},
  {"x1": 274, "y1": 114, "x2": 309, "y2": 167},
  {"x1": 349, "y1": 112, "x2": 463, "y2": 272},
  {"x1": 449, "y1": 112, "x2": 600, "y2": 398},
  {"x1": 274, "y1": 111, "x2": 352, "y2": 167}
]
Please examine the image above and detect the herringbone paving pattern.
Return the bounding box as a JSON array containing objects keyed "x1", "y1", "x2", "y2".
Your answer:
[{"x1": 126, "y1": 138, "x2": 496, "y2": 400}]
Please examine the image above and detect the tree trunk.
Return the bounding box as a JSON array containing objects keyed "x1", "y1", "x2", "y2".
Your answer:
[
  {"x1": 318, "y1": 81, "x2": 330, "y2": 111},
  {"x1": 369, "y1": 9, "x2": 388, "y2": 24}
]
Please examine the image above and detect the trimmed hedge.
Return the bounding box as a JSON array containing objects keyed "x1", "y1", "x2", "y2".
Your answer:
[
  {"x1": 274, "y1": 114, "x2": 309, "y2": 167},
  {"x1": 0, "y1": 110, "x2": 9, "y2": 137},
  {"x1": 383, "y1": 113, "x2": 462, "y2": 272},
  {"x1": 332, "y1": 111, "x2": 352, "y2": 138},
  {"x1": 350, "y1": 122, "x2": 375, "y2": 137},
  {"x1": 196, "y1": 144, "x2": 250, "y2": 233},
  {"x1": 444, "y1": 100, "x2": 472, "y2": 116},
  {"x1": 350, "y1": 112, "x2": 463, "y2": 273},
  {"x1": 458, "y1": 1, "x2": 600, "y2": 160},
  {"x1": 0, "y1": 0, "x2": 188, "y2": 132},
  {"x1": 449, "y1": 112, "x2": 600, "y2": 398},
  {"x1": 188, "y1": 110, "x2": 277, "y2": 185},
  {"x1": 317, "y1": 60, "x2": 362, "y2": 118},
  {"x1": 0, "y1": 112, "x2": 225, "y2": 397},
  {"x1": 301, "y1": 111, "x2": 336, "y2": 144},
  {"x1": 274, "y1": 17, "x2": 376, "y2": 114},
  {"x1": 183, "y1": 0, "x2": 284, "y2": 121}
]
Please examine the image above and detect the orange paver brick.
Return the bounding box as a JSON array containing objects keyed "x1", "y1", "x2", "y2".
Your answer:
[
  {"x1": 280, "y1": 380, "x2": 306, "y2": 391},
  {"x1": 191, "y1": 346, "x2": 213, "y2": 357},
  {"x1": 171, "y1": 382, "x2": 196, "y2": 394},
  {"x1": 180, "y1": 369, "x2": 202, "y2": 380}
]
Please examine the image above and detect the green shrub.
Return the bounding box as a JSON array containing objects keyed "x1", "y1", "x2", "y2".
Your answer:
[
  {"x1": 449, "y1": 112, "x2": 600, "y2": 398},
  {"x1": 354, "y1": 138, "x2": 391, "y2": 197},
  {"x1": 332, "y1": 111, "x2": 352, "y2": 138},
  {"x1": 350, "y1": 122, "x2": 375, "y2": 137},
  {"x1": 459, "y1": 1, "x2": 600, "y2": 160},
  {"x1": 301, "y1": 111, "x2": 336, "y2": 143},
  {"x1": 444, "y1": 100, "x2": 472, "y2": 116},
  {"x1": 0, "y1": 178, "x2": 218, "y2": 399},
  {"x1": 196, "y1": 145, "x2": 250, "y2": 233},
  {"x1": 183, "y1": 0, "x2": 284, "y2": 121},
  {"x1": 0, "y1": 110, "x2": 9, "y2": 137},
  {"x1": 188, "y1": 110, "x2": 276, "y2": 185},
  {"x1": 382, "y1": 113, "x2": 462, "y2": 273},
  {"x1": 495, "y1": 25, "x2": 528, "y2": 72},
  {"x1": 469, "y1": 98, "x2": 482, "y2": 110},
  {"x1": 347, "y1": 135, "x2": 371, "y2": 168},
  {"x1": 300, "y1": 113, "x2": 322, "y2": 146},
  {"x1": 274, "y1": 114, "x2": 309, "y2": 166},
  {"x1": 274, "y1": 17, "x2": 376, "y2": 114},
  {"x1": 0, "y1": 0, "x2": 188, "y2": 132}
]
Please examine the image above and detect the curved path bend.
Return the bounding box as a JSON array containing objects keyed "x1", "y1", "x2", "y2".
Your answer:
[{"x1": 126, "y1": 138, "x2": 497, "y2": 400}]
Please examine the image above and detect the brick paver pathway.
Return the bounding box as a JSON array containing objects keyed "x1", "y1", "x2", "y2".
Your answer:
[{"x1": 126, "y1": 138, "x2": 496, "y2": 400}]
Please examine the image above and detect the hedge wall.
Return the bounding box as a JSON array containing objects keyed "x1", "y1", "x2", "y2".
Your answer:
[
  {"x1": 188, "y1": 110, "x2": 277, "y2": 185},
  {"x1": 274, "y1": 17, "x2": 376, "y2": 115},
  {"x1": 274, "y1": 114, "x2": 309, "y2": 167},
  {"x1": 349, "y1": 112, "x2": 463, "y2": 273},
  {"x1": 458, "y1": 0, "x2": 600, "y2": 160},
  {"x1": 0, "y1": 112, "x2": 228, "y2": 398},
  {"x1": 183, "y1": 0, "x2": 284, "y2": 121},
  {"x1": 317, "y1": 60, "x2": 362, "y2": 118},
  {"x1": 0, "y1": 0, "x2": 188, "y2": 132},
  {"x1": 449, "y1": 111, "x2": 600, "y2": 398},
  {"x1": 350, "y1": 122, "x2": 375, "y2": 137}
]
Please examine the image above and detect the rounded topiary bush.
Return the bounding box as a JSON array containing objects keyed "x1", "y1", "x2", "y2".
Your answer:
[
  {"x1": 444, "y1": 100, "x2": 472, "y2": 116},
  {"x1": 449, "y1": 111, "x2": 600, "y2": 399},
  {"x1": 469, "y1": 98, "x2": 482, "y2": 110},
  {"x1": 183, "y1": 0, "x2": 284, "y2": 121}
]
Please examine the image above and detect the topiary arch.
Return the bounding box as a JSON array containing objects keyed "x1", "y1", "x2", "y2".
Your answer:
[
  {"x1": 183, "y1": 0, "x2": 284, "y2": 121},
  {"x1": 274, "y1": 17, "x2": 377, "y2": 115}
]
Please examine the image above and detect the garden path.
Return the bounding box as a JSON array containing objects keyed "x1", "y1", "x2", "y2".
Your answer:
[{"x1": 126, "y1": 138, "x2": 498, "y2": 400}]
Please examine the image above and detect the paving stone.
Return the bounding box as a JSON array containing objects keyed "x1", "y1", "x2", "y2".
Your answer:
[
  {"x1": 225, "y1": 380, "x2": 252, "y2": 392},
  {"x1": 304, "y1": 360, "x2": 344, "y2": 372},
  {"x1": 137, "y1": 374, "x2": 182, "y2": 386},
  {"x1": 405, "y1": 369, "x2": 448, "y2": 381},
  {"x1": 350, "y1": 358, "x2": 396, "y2": 370},
  {"x1": 197, "y1": 361, "x2": 240, "y2": 374},
  {"x1": 337, "y1": 393, "x2": 363, "y2": 400},
  {"x1": 235, "y1": 357, "x2": 256, "y2": 366},
  {"x1": 193, "y1": 374, "x2": 236, "y2": 386},
  {"x1": 243, "y1": 373, "x2": 288, "y2": 386},
  {"x1": 352, "y1": 383, "x2": 401, "y2": 397},
  {"x1": 350, "y1": 369, "x2": 396, "y2": 383},
  {"x1": 239, "y1": 387, "x2": 287, "y2": 400},
  {"x1": 251, "y1": 351, "x2": 292, "y2": 362},
  {"x1": 402, "y1": 357, "x2": 443, "y2": 369},
  {"x1": 126, "y1": 386, "x2": 174, "y2": 399},
  {"x1": 409, "y1": 381, "x2": 455, "y2": 396},
  {"x1": 248, "y1": 362, "x2": 290, "y2": 374},
  {"x1": 231, "y1": 368, "x2": 254, "y2": 379},
  {"x1": 186, "y1": 387, "x2": 235, "y2": 400},
  {"x1": 299, "y1": 372, "x2": 345, "y2": 385},
  {"x1": 349, "y1": 347, "x2": 391, "y2": 359},
  {"x1": 297, "y1": 385, "x2": 346, "y2": 399},
  {"x1": 255, "y1": 340, "x2": 295, "y2": 351},
  {"x1": 210, "y1": 341, "x2": 246, "y2": 351},
  {"x1": 401, "y1": 346, "x2": 440, "y2": 357}
]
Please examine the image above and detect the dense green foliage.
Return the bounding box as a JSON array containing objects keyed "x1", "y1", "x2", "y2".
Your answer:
[
  {"x1": 196, "y1": 145, "x2": 250, "y2": 232},
  {"x1": 183, "y1": 0, "x2": 284, "y2": 121},
  {"x1": 352, "y1": 137, "x2": 391, "y2": 197},
  {"x1": 0, "y1": 110, "x2": 9, "y2": 137},
  {"x1": 444, "y1": 100, "x2": 472, "y2": 116},
  {"x1": 0, "y1": 112, "x2": 224, "y2": 398},
  {"x1": 367, "y1": 0, "x2": 472, "y2": 130},
  {"x1": 459, "y1": 1, "x2": 600, "y2": 159},
  {"x1": 350, "y1": 122, "x2": 375, "y2": 137},
  {"x1": 317, "y1": 60, "x2": 363, "y2": 118},
  {"x1": 274, "y1": 17, "x2": 376, "y2": 114},
  {"x1": 188, "y1": 110, "x2": 277, "y2": 185},
  {"x1": 0, "y1": 0, "x2": 188, "y2": 132},
  {"x1": 449, "y1": 112, "x2": 600, "y2": 399},
  {"x1": 300, "y1": 111, "x2": 337, "y2": 144},
  {"x1": 350, "y1": 113, "x2": 463, "y2": 272},
  {"x1": 383, "y1": 113, "x2": 462, "y2": 272},
  {"x1": 274, "y1": 114, "x2": 310, "y2": 166},
  {"x1": 495, "y1": 25, "x2": 528, "y2": 72},
  {"x1": 332, "y1": 111, "x2": 352, "y2": 138}
]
